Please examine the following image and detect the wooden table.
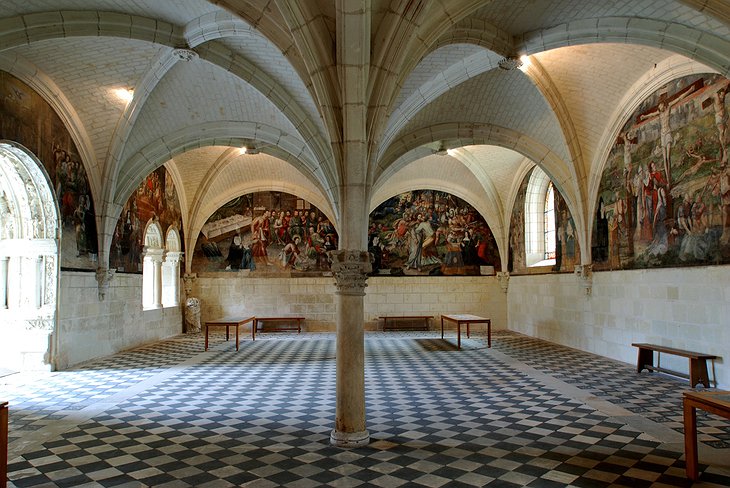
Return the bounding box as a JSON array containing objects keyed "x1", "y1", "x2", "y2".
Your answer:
[
  {"x1": 253, "y1": 316, "x2": 304, "y2": 338},
  {"x1": 205, "y1": 316, "x2": 255, "y2": 351},
  {"x1": 1, "y1": 401, "x2": 7, "y2": 488},
  {"x1": 440, "y1": 314, "x2": 491, "y2": 350},
  {"x1": 683, "y1": 390, "x2": 730, "y2": 481}
]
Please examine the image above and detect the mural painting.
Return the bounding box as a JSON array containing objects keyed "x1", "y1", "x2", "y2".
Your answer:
[
  {"x1": 191, "y1": 191, "x2": 337, "y2": 275},
  {"x1": 368, "y1": 190, "x2": 500, "y2": 276},
  {"x1": 110, "y1": 167, "x2": 183, "y2": 273},
  {"x1": 594, "y1": 73, "x2": 730, "y2": 270},
  {"x1": 0, "y1": 72, "x2": 98, "y2": 270},
  {"x1": 508, "y1": 168, "x2": 579, "y2": 273}
]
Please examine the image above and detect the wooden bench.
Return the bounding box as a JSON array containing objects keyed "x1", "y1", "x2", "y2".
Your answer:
[
  {"x1": 632, "y1": 343, "x2": 718, "y2": 388},
  {"x1": 380, "y1": 315, "x2": 433, "y2": 331},
  {"x1": 254, "y1": 316, "x2": 304, "y2": 337}
]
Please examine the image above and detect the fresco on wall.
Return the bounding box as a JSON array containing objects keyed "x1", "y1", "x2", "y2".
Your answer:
[
  {"x1": 594, "y1": 73, "x2": 730, "y2": 270},
  {"x1": 191, "y1": 191, "x2": 336, "y2": 275},
  {"x1": 368, "y1": 190, "x2": 500, "y2": 276},
  {"x1": 109, "y1": 167, "x2": 183, "y2": 273},
  {"x1": 0, "y1": 72, "x2": 98, "y2": 270},
  {"x1": 508, "y1": 168, "x2": 579, "y2": 273}
]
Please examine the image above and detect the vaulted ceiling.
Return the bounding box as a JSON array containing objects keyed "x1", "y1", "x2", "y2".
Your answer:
[{"x1": 1, "y1": 0, "x2": 728, "y2": 271}]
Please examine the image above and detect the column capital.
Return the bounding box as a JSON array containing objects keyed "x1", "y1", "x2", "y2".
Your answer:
[
  {"x1": 143, "y1": 247, "x2": 165, "y2": 262},
  {"x1": 574, "y1": 263, "x2": 593, "y2": 296},
  {"x1": 95, "y1": 267, "x2": 115, "y2": 301},
  {"x1": 164, "y1": 251, "x2": 183, "y2": 264},
  {"x1": 329, "y1": 249, "x2": 371, "y2": 296},
  {"x1": 496, "y1": 271, "x2": 510, "y2": 293}
]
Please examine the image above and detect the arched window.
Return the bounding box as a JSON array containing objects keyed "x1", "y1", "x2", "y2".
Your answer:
[
  {"x1": 142, "y1": 219, "x2": 164, "y2": 310},
  {"x1": 524, "y1": 167, "x2": 556, "y2": 267},
  {"x1": 544, "y1": 183, "x2": 556, "y2": 260},
  {"x1": 0, "y1": 141, "x2": 59, "y2": 371},
  {"x1": 162, "y1": 226, "x2": 182, "y2": 307}
]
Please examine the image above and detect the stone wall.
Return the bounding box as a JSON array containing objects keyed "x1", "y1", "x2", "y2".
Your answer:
[
  {"x1": 56, "y1": 271, "x2": 182, "y2": 369},
  {"x1": 189, "y1": 274, "x2": 507, "y2": 332},
  {"x1": 507, "y1": 266, "x2": 730, "y2": 389}
]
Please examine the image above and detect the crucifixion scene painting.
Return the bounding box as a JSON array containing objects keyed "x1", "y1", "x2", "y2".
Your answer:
[{"x1": 593, "y1": 73, "x2": 730, "y2": 270}]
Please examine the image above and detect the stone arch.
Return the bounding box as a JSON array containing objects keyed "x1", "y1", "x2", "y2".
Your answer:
[{"x1": 0, "y1": 141, "x2": 59, "y2": 371}]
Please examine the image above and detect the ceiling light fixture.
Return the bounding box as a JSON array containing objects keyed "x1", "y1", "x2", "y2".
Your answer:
[{"x1": 239, "y1": 145, "x2": 260, "y2": 155}]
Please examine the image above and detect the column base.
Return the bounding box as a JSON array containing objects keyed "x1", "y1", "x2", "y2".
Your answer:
[{"x1": 330, "y1": 428, "x2": 370, "y2": 448}]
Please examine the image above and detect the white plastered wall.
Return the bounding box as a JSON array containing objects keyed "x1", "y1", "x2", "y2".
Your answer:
[
  {"x1": 56, "y1": 271, "x2": 182, "y2": 369},
  {"x1": 507, "y1": 267, "x2": 730, "y2": 389}
]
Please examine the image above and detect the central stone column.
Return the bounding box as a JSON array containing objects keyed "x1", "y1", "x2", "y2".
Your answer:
[{"x1": 329, "y1": 249, "x2": 371, "y2": 447}]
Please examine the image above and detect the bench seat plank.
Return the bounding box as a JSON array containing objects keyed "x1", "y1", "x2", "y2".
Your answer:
[{"x1": 632, "y1": 343, "x2": 718, "y2": 388}]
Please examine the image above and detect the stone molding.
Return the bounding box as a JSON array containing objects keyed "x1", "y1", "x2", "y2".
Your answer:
[
  {"x1": 330, "y1": 428, "x2": 370, "y2": 448},
  {"x1": 329, "y1": 250, "x2": 371, "y2": 296}
]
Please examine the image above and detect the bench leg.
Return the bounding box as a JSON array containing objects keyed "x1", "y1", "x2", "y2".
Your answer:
[
  {"x1": 636, "y1": 347, "x2": 653, "y2": 373},
  {"x1": 689, "y1": 358, "x2": 710, "y2": 388}
]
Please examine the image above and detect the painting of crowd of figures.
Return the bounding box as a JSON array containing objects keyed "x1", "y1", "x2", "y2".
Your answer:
[
  {"x1": 192, "y1": 192, "x2": 338, "y2": 275},
  {"x1": 594, "y1": 73, "x2": 730, "y2": 270},
  {"x1": 0, "y1": 72, "x2": 98, "y2": 270},
  {"x1": 110, "y1": 166, "x2": 183, "y2": 273},
  {"x1": 368, "y1": 190, "x2": 500, "y2": 276}
]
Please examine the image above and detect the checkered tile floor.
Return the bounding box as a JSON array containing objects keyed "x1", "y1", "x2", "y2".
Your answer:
[{"x1": 2, "y1": 330, "x2": 729, "y2": 487}]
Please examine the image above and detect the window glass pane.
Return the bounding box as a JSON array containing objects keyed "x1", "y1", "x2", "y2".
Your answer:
[{"x1": 544, "y1": 184, "x2": 556, "y2": 260}]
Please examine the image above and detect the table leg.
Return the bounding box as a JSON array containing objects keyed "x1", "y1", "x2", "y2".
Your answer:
[
  {"x1": 1, "y1": 402, "x2": 7, "y2": 488},
  {"x1": 457, "y1": 322, "x2": 461, "y2": 350},
  {"x1": 684, "y1": 398, "x2": 699, "y2": 480},
  {"x1": 235, "y1": 325, "x2": 239, "y2": 351},
  {"x1": 441, "y1": 317, "x2": 444, "y2": 339},
  {"x1": 487, "y1": 319, "x2": 491, "y2": 348},
  {"x1": 205, "y1": 325, "x2": 209, "y2": 351},
  {"x1": 252, "y1": 319, "x2": 257, "y2": 341},
  {"x1": 225, "y1": 326, "x2": 230, "y2": 341},
  {"x1": 467, "y1": 322, "x2": 470, "y2": 338},
  {"x1": 297, "y1": 318, "x2": 301, "y2": 333}
]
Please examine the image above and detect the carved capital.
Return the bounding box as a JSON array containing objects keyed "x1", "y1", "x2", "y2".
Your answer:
[
  {"x1": 183, "y1": 273, "x2": 197, "y2": 296},
  {"x1": 574, "y1": 264, "x2": 593, "y2": 296},
  {"x1": 329, "y1": 250, "x2": 371, "y2": 296},
  {"x1": 496, "y1": 271, "x2": 510, "y2": 293},
  {"x1": 96, "y1": 267, "x2": 116, "y2": 301}
]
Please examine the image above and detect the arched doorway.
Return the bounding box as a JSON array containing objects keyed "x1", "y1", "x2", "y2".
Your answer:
[{"x1": 0, "y1": 141, "x2": 59, "y2": 372}]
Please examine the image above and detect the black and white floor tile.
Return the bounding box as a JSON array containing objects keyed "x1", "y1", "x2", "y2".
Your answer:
[{"x1": 2, "y1": 330, "x2": 729, "y2": 487}]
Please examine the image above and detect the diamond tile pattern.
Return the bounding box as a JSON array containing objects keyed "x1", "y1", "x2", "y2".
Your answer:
[{"x1": 3, "y1": 331, "x2": 729, "y2": 487}]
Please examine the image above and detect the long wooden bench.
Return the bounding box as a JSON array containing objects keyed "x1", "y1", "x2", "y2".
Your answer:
[
  {"x1": 632, "y1": 343, "x2": 718, "y2": 388},
  {"x1": 380, "y1": 315, "x2": 433, "y2": 331},
  {"x1": 254, "y1": 316, "x2": 304, "y2": 337}
]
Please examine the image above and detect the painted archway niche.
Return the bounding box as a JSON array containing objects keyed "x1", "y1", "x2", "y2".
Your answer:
[{"x1": 0, "y1": 141, "x2": 59, "y2": 372}]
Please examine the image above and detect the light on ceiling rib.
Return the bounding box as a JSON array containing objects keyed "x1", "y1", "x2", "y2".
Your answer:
[
  {"x1": 113, "y1": 88, "x2": 134, "y2": 103},
  {"x1": 518, "y1": 55, "x2": 531, "y2": 71}
]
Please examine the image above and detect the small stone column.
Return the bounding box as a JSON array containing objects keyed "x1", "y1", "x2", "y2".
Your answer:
[
  {"x1": 163, "y1": 251, "x2": 182, "y2": 306},
  {"x1": 0, "y1": 256, "x2": 8, "y2": 308},
  {"x1": 152, "y1": 256, "x2": 163, "y2": 309},
  {"x1": 329, "y1": 249, "x2": 371, "y2": 448}
]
